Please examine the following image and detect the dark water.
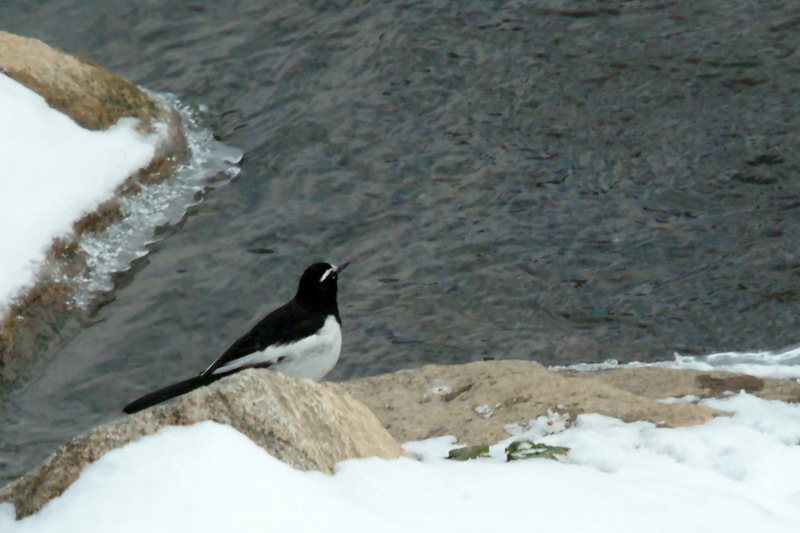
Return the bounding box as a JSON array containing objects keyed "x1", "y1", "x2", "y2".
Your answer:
[{"x1": 2, "y1": 0, "x2": 800, "y2": 482}]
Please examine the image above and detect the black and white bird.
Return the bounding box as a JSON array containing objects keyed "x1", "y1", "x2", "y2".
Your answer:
[{"x1": 122, "y1": 261, "x2": 348, "y2": 414}]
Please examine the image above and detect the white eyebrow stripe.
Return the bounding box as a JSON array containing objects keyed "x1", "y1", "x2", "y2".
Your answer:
[{"x1": 319, "y1": 266, "x2": 336, "y2": 283}]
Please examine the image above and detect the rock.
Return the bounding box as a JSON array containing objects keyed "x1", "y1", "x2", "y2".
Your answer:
[
  {"x1": 562, "y1": 366, "x2": 800, "y2": 403},
  {"x1": 0, "y1": 369, "x2": 404, "y2": 519},
  {"x1": 0, "y1": 30, "x2": 163, "y2": 131},
  {"x1": 342, "y1": 360, "x2": 733, "y2": 445}
]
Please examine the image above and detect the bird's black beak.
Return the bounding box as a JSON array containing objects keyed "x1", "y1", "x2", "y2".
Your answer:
[{"x1": 335, "y1": 262, "x2": 350, "y2": 274}]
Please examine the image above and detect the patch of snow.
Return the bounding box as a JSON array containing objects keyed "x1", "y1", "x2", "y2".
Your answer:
[
  {"x1": 553, "y1": 345, "x2": 800, "y2": 380},
  {"x1": 3, "y1": 393, "x2": 799, "y2": 533},
  {"x1": 473, "y1": 404, "x2": 493, "y2": 418}
]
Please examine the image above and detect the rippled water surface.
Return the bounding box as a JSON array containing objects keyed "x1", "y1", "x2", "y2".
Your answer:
[{"x1": 1, "y1": 0, "x2": 800, "y2": 481}]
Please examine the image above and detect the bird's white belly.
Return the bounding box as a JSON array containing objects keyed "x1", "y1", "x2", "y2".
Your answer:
[{"x1": 213, "y1": 315, "x2": 342, "y2": 381}]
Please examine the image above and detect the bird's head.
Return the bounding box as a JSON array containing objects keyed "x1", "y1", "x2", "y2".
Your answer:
[{"x1": 295, "y1": 262, "x2": 349, "y2": 312}]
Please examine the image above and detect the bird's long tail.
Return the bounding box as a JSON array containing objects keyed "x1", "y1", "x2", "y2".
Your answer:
[{"x1": 122, "y1": 374, "x2": 216, "y2": 414}]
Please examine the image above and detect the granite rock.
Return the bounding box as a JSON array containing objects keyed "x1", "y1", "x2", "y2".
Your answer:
[
  {"x1": 0, "y1": 30, "x2": 164, "y2": 131},
  {"x1": 342, "y1": 360, "x2": 800, "y2": 445},
  {"x1": 562, "y1": 366, "x2": 800, "y2": 403}
]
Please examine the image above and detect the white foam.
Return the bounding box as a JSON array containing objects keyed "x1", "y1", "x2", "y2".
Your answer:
[{"x1": 553, "y1": 344, "x2": 800, "y2": 380}]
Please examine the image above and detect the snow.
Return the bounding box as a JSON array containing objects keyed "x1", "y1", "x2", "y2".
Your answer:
[{"x1": 1, "y1": 390, "x2": 799, "y2": 533}]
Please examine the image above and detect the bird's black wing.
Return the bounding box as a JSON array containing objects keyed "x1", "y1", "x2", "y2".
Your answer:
[{"x1": 200, "y1": 300, "x2": 326, "y2": 377}]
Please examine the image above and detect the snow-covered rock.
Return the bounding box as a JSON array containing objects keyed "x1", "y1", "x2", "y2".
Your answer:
[
  {"x1": 0, "y1": 31, "x2": 188, "y2": 380},
  {"x1": 342, "y1": 360, "x2": 800, "y2": 444},
  {"x1": 0, "y1": 368, "x2": 405, "y2": 519}
]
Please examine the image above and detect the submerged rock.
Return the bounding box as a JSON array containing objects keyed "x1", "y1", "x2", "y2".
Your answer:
[{"x1": 0, "y1": 368, "x2": 404, "y2": 519}]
